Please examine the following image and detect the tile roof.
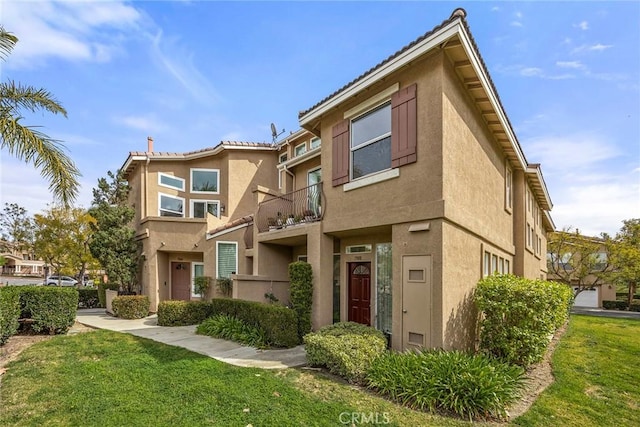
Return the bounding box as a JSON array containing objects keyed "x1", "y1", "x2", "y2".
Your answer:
[
  {"x1": 208, "y1": 215, "x2": 253, "y2": 236},
  {"x1": 128, "y1": 141, "x2": 275, "y2": 157}
]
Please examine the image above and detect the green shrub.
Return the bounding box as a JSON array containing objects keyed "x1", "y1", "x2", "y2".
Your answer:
[
  {"x1": 366, "y1": 349, "x2": 526, "y2": 420},
  {"x1": 216, "y1": 277, "x2": 232, "y2": 297},
  {"x1": 157, "y1": 300, "x2": 213, "y2": 326},
  {"x1": 193, "y1": 276, "x2": 212, "y2": 298},
  {"x1": 475, "y1": 275, "x2": 573, "y2": 367},
  {"x1": 0, "y1": 287, "x2": 20, "y2": 345},
  {"x1": 210, "y1": 298, "x2": 299, "y2": 348},
  {"x1": 98, "y1": 283, "x2": 119, "y2": 308},
  {"x1": 18, "y1": 287, "x2": 78, "y2": 334},
  {"x1": 197, "y1": 314, "x2": 267, "y2": 348},
  {"x1": 603, "y1": 300, "x2": 628, "y2": 310},
  {"x1": 289, "y1": 261, "x2": 313, "y2": 339},
  {"x1": 112, "y1": 295, "x2": 149, "y2": 319},
  {"x1": 304, "y1": 322, "x2": 387, "y2": 383},
  {"x1": 78, "y1": 288, "x2": 99, "y2": 309}
]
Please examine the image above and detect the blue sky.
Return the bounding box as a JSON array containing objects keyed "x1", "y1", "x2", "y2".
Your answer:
[{"x1": 0, "y1": 1, "x2": 638, "y2": 236}]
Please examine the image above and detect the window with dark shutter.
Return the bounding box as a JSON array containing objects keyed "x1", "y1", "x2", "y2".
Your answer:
[
  {"x1": 332, "y1": 119, "x2": 350, "y2": 186},
  {"x1": 391, "y1": 83, "x2": 417, "y2": 167}
]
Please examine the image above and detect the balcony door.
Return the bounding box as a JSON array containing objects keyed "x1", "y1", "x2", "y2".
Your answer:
[{"x1": 308, "y1": 168, "x2": 322, "y2": 216}]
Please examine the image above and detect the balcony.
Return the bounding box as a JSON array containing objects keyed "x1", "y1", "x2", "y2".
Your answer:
[{"x1": 256, "y1": 183, "x2": 323, "y2": 233}]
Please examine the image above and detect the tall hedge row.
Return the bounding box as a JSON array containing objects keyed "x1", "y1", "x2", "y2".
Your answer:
[
  {"x1": 18, "y1": 287, "x2": 79, "y2": 334},
  {"x1": 0, "y1": 287, "x2": 20, "y2": 345},
  {"x1": 475, "y1": 275, "x2": 573, "y2": 367},
  {"x1": 289, "y1": 261, "x2": 313, "y2": 339}
]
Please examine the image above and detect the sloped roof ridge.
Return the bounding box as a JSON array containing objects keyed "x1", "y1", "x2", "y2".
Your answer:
[
  {"x1": 128, "y1": 141, "x2": 275, "y2": 157},
  {"x1": 208, "y1": 215, "x2": 253, "y2": 235},
  {"x1": 298, "y1": 8, "x2": 466, "y2": 119}
]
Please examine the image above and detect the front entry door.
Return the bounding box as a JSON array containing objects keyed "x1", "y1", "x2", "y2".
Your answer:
[
  {"x1": 171, "y1": 262, "x2": 191, "y2": 301},
  {"x1": 348, "y1": 262, "x2": 371, "y2": 326}
]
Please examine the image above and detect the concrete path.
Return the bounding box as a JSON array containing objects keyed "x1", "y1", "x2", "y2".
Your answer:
[
  {"x1": 76, "y1": 309, "x2": 307, "y2": 369},
  {"x1": 571, "y1": 307, "x2": 640, "y2": 320}
]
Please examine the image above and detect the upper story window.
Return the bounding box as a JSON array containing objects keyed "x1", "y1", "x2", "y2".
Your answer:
[
  {"x1": 159, "y1": 193, "x2": 184, "y2": 217},
  {"x1": 294, "y1": 142, "x2": 307, "y2": 157},
  {"x1": 158, "y1": 173, "x2": 185, "y2": 191},
  {"x1": 332, "y1": 83, "x2": 417, "y2": 187},
  {"x1": 505, "y1": 165, "x2": 512, "y2": 212},
  {"x1": 191, "y1": 169, "x2": 219, "y2": 194},
  {"x1": 191, "y1": 200, "x2": 219, "y2": 218},
  {"x1": 310, "y1": 137, "x2": 321, "y2": 150},
  {"x1": 351, "y1": 103, "x2": 392, "y2": 180},
  {"x1": 279, "y1": 152, "x2": 288, "y2": 163}
]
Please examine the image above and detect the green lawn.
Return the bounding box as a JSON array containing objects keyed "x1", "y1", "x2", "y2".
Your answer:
[
  {"x1": 1, "y1": 315, "x2": 638, "y2": 426},
  {"x1": 514, "y1": 315, "x2": 640, "y2": 427}
]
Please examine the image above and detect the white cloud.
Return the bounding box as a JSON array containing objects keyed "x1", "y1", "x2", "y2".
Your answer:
[
  {"x1": 574, "y1": 21, "x2": 589, "y2": 30},
  {"x1": 510, "y1": 21, "x2": 523, "y2": 28},
  {"x1": 2, "y1": 0, "x2": 143, "y2": 69},
  {"x1": 571, "y1": 43, "x2": 614, "y2": 54},
  {"x1": 114, "y1": 114, "x2": 169, "y2": 133},
  {"x1": 520, "y1": 67, "x2": 543, "y2": 77},
  {"x1": 556, "y1": 61, "x2": 585, "y2": 69},
  {"x1": 526, "y1": 134, "x2": 621, "y2": 173}
]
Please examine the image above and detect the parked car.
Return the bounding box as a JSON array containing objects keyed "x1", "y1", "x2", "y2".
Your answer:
[{"x1": 46, "y1": 275, "x2": 78, "y2": 287}]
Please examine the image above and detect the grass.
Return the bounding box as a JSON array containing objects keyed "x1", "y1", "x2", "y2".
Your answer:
[
  {"x1": 514, "y1": 315, "x2": 640, "y2": 427},
  {"x1": 0, "y1": 330, "x2": 466, "y2": 426},
  {"x1": 1, "y1": 315, "x2": 638, "y2": 426}
]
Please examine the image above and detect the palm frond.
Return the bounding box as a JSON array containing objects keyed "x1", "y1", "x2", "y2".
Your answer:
[
  {"x1": 0, "y1": 115, "x2": 81, "y2": 206},
  {"x1": 0, "y1": 26, "x2": 18, "y2": 60},
  {"x1": 0, "y1": 81, "x2": 67, "y2": 117}
]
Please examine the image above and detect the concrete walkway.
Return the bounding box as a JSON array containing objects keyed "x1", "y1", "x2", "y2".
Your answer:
[
  {"x1": 75, "y1": 309, "x2": 307, "y2": 369},
  {"x1": 571, "y1": 307, "x2": 640, "y2": 319}
]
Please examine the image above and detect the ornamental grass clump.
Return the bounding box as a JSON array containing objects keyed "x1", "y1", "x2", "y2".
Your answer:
[
  {"x1": 366, "y1": 349, "x2": 526, "y2": 421},
  {"x1": 197, "y1": 314, "x2": 267, "y2": 348}
]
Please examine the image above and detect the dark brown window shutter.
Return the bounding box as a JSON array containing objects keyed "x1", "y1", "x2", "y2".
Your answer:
[
  {"x1": 332, "y1": 119, "x2": 350, "y2": 186},
  {"x1": 391, "y1": 83, "x2": 417, "y2": 168}
]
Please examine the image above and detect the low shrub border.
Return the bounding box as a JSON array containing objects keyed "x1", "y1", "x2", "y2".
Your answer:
[
  {"x1": 112, "y1": 295, "x2": 150, "y2": 319},
  {"x1": 157, "y1": 300, "x2": 213, "y2": 326},
  {"x1": 366, "y1": 349, "x2": 526, "y2": 420},
  {"x1": 17, "y1": 287, "x2": 78, "y2": 335},
  {"x1": 304, "y1": 322, "x2": 387, "y2": 384},
  {"x1": 603, "y1": 300, "x2": 640, "y2": 312}
]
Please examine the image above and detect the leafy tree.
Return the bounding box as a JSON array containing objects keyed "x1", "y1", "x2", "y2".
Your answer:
[
  {"x1": 605, "y1": 219, "x2": 640, "y2": 309},
  {"x1": 0, "y1": 26, "x2": 80, "y2": 206},
  {"x1": 547, "y1": 227, "x2": 609, "y2": 296},
  {"x1": 89, "y1": 170, "x2": 141, "y2": 293},
  {"x1": 0, "y1": 202, "x2": 35, "y2": 252},
  {"x1": 32, "y1": 205, "x2": 98, "y2": 284}
]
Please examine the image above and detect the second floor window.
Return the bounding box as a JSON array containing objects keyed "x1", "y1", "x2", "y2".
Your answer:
[
  {"x1": 294, "y1": 142, "x2": 307, "y2": 157},
  {"x1": 191, "y1": 200, "x2": 219, "y2": 218},
  {"x1": 191, "y1": 169, "x2": 219, "y2": 193},
  {"x1": 159, "y1": 193, "x2": 184, "y2": 217},
  {"x1": 158, "y1": 173, "x2": 185, "y2": 191},
  {"x1": 351, "y1": 102, "x2": 391, "y2": 180}
]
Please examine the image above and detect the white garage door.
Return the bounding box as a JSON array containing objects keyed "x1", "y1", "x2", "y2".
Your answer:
[{"x1": 573, "y1": 287, "x2": 599, "y2": 308}]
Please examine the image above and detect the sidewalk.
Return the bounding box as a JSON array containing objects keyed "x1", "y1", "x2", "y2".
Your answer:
[
  {"x1": 75, "y1": 309, "x2": 307, "y2": 369},
  {"x1": 571, "y1": 306, "x2": 640, "y2": 319}
]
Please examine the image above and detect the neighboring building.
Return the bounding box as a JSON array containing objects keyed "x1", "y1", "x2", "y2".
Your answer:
[
  {"x1": 0, "y1": 240, "x2": 45, "y2": 277},
  {"x1": 123, "y1": 9, "x2": 555, "y2": 352}
]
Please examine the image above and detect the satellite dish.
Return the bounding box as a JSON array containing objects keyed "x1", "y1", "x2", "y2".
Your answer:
[{"x1": 270, "y1": 123, "x2": 285, "y2": 143}]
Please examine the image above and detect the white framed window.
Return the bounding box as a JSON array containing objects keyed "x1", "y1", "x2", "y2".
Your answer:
[
  {"x1": 216, "y1": 241, "x2": 237, "y2": 279},
  {"x1": 298, "y1": 255, "x2": 308, "y2": 262},
  {"x1": 504, "y1": 259, "x2": 510, "y2": 274},
  {"x1": 294, "y1": 142, "x2": 307, "y2": 157},
  {"x1": 191, "y1": 168, "x2": 219, "y2": 194},
  {"x1": 483, "y1": 251, "x2": 491, "y2": 277},
  {"x1": 505, "y1": 165, "x2": 512, "y2": 212},
  {"x1": 351, "y1": 102, "x2": 392, "y2": 180},
  {"x1": 491, "y1": 254, "x2": 498, "y2": 274},
  {"x1": 191, "y1": 200, "x2": 219, "y2": 218},
  {"x1": 310, "y1": 137, "x2": 321, "y2": 150},
  {"x1": 526, "y1": 223, "x2": 532, "y2": 248},
  {"x1": 159, "y1": 193, "x2": 184, "y2": 217},
  {"x1": 346, "y1": 244, "x2": 372, "y2": 254},
  {"x1": 158, "y1": 173, "x2": 185, "y2": 191},
  {"x1": 279, "y1": 152, "x2": 288, "y2": 163},
  {"x1": 191, "y1": 262, "x2": 204, "y2": 297}
]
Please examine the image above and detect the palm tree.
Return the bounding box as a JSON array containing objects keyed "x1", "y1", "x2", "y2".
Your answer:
[{"x1": 0, "y1": 26, "x2": 80, "y2": 206}]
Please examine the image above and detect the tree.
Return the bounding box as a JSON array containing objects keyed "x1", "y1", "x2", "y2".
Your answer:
[
  {"x1": 0, "y1": 26, "x2": 80, "y2": 206},
  {"x1": 32, "y1": 205, "x2": 98, "y2": 284},
  {"x1": 605, "y1": 219, "x2": 640, "y2": 309},
  {"x1": 89, "y1": 170, "x2": 141, "y2": 293},
  {"x1": 0, "y1": 202, "x2": 35, "y2": 252},
  {"x1": 547, "y1": 227, "x2": 610, "y2": 296}
]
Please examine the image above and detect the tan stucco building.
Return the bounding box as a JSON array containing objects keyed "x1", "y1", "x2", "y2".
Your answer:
[{"x1": 121, "y1": 9, "x2": 554, "y2": 351}]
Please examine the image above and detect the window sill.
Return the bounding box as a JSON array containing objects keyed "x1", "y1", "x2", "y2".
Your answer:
[{"x1": 343, "y1": 168, "x2": 400, "y2": 192}]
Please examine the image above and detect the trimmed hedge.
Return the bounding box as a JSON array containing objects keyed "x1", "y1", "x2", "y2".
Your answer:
[
  {"x1": 289, "y1": 261, "x2": 313, "y2": 339},
  {"x1": 603, "y1": 300, "x2": 640, "y2": 312},
  {"x1": 78, "y1": 288, "x2": 100, "y2": 308},
  {"x1": 475, "y1": 275, "x2": 573, "y2": 367},
  {"x1": 98, "y1": 283, "x2": 119, "y2": 308},
  {"x1": 18, "y1": 287, "x2": 78, "y2": 334},
  {"x1": 304, "y1": 322, "x2": 387, "y2": 384},
  {"x1": 112, "y1": 295, "x2": 150, "y2": 319},
  {"x1": 366, "y1": 349, "x2": 526, "y2": 420},
  {"x1": 0, "y1": 287, "x2": 20, "y2": 345},
  {"x1": 157, "y1": 300, "x2": 213, "y2": 326},
  {"x1": 210, "y1": 298, "x2": 299, "y2": 348}
]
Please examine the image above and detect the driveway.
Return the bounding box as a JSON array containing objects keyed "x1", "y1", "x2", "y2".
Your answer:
[{"x1": 571, "y1": 307, "x2": 640, "y2": 320}]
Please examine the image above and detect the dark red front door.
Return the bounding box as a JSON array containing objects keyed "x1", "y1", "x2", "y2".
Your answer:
[
  {"x1": 348, "y1": 262, "x2": 371, "y2": 326},
  {"x1": 171, "y1": 262, "x2": 191, "y2": 301}
]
